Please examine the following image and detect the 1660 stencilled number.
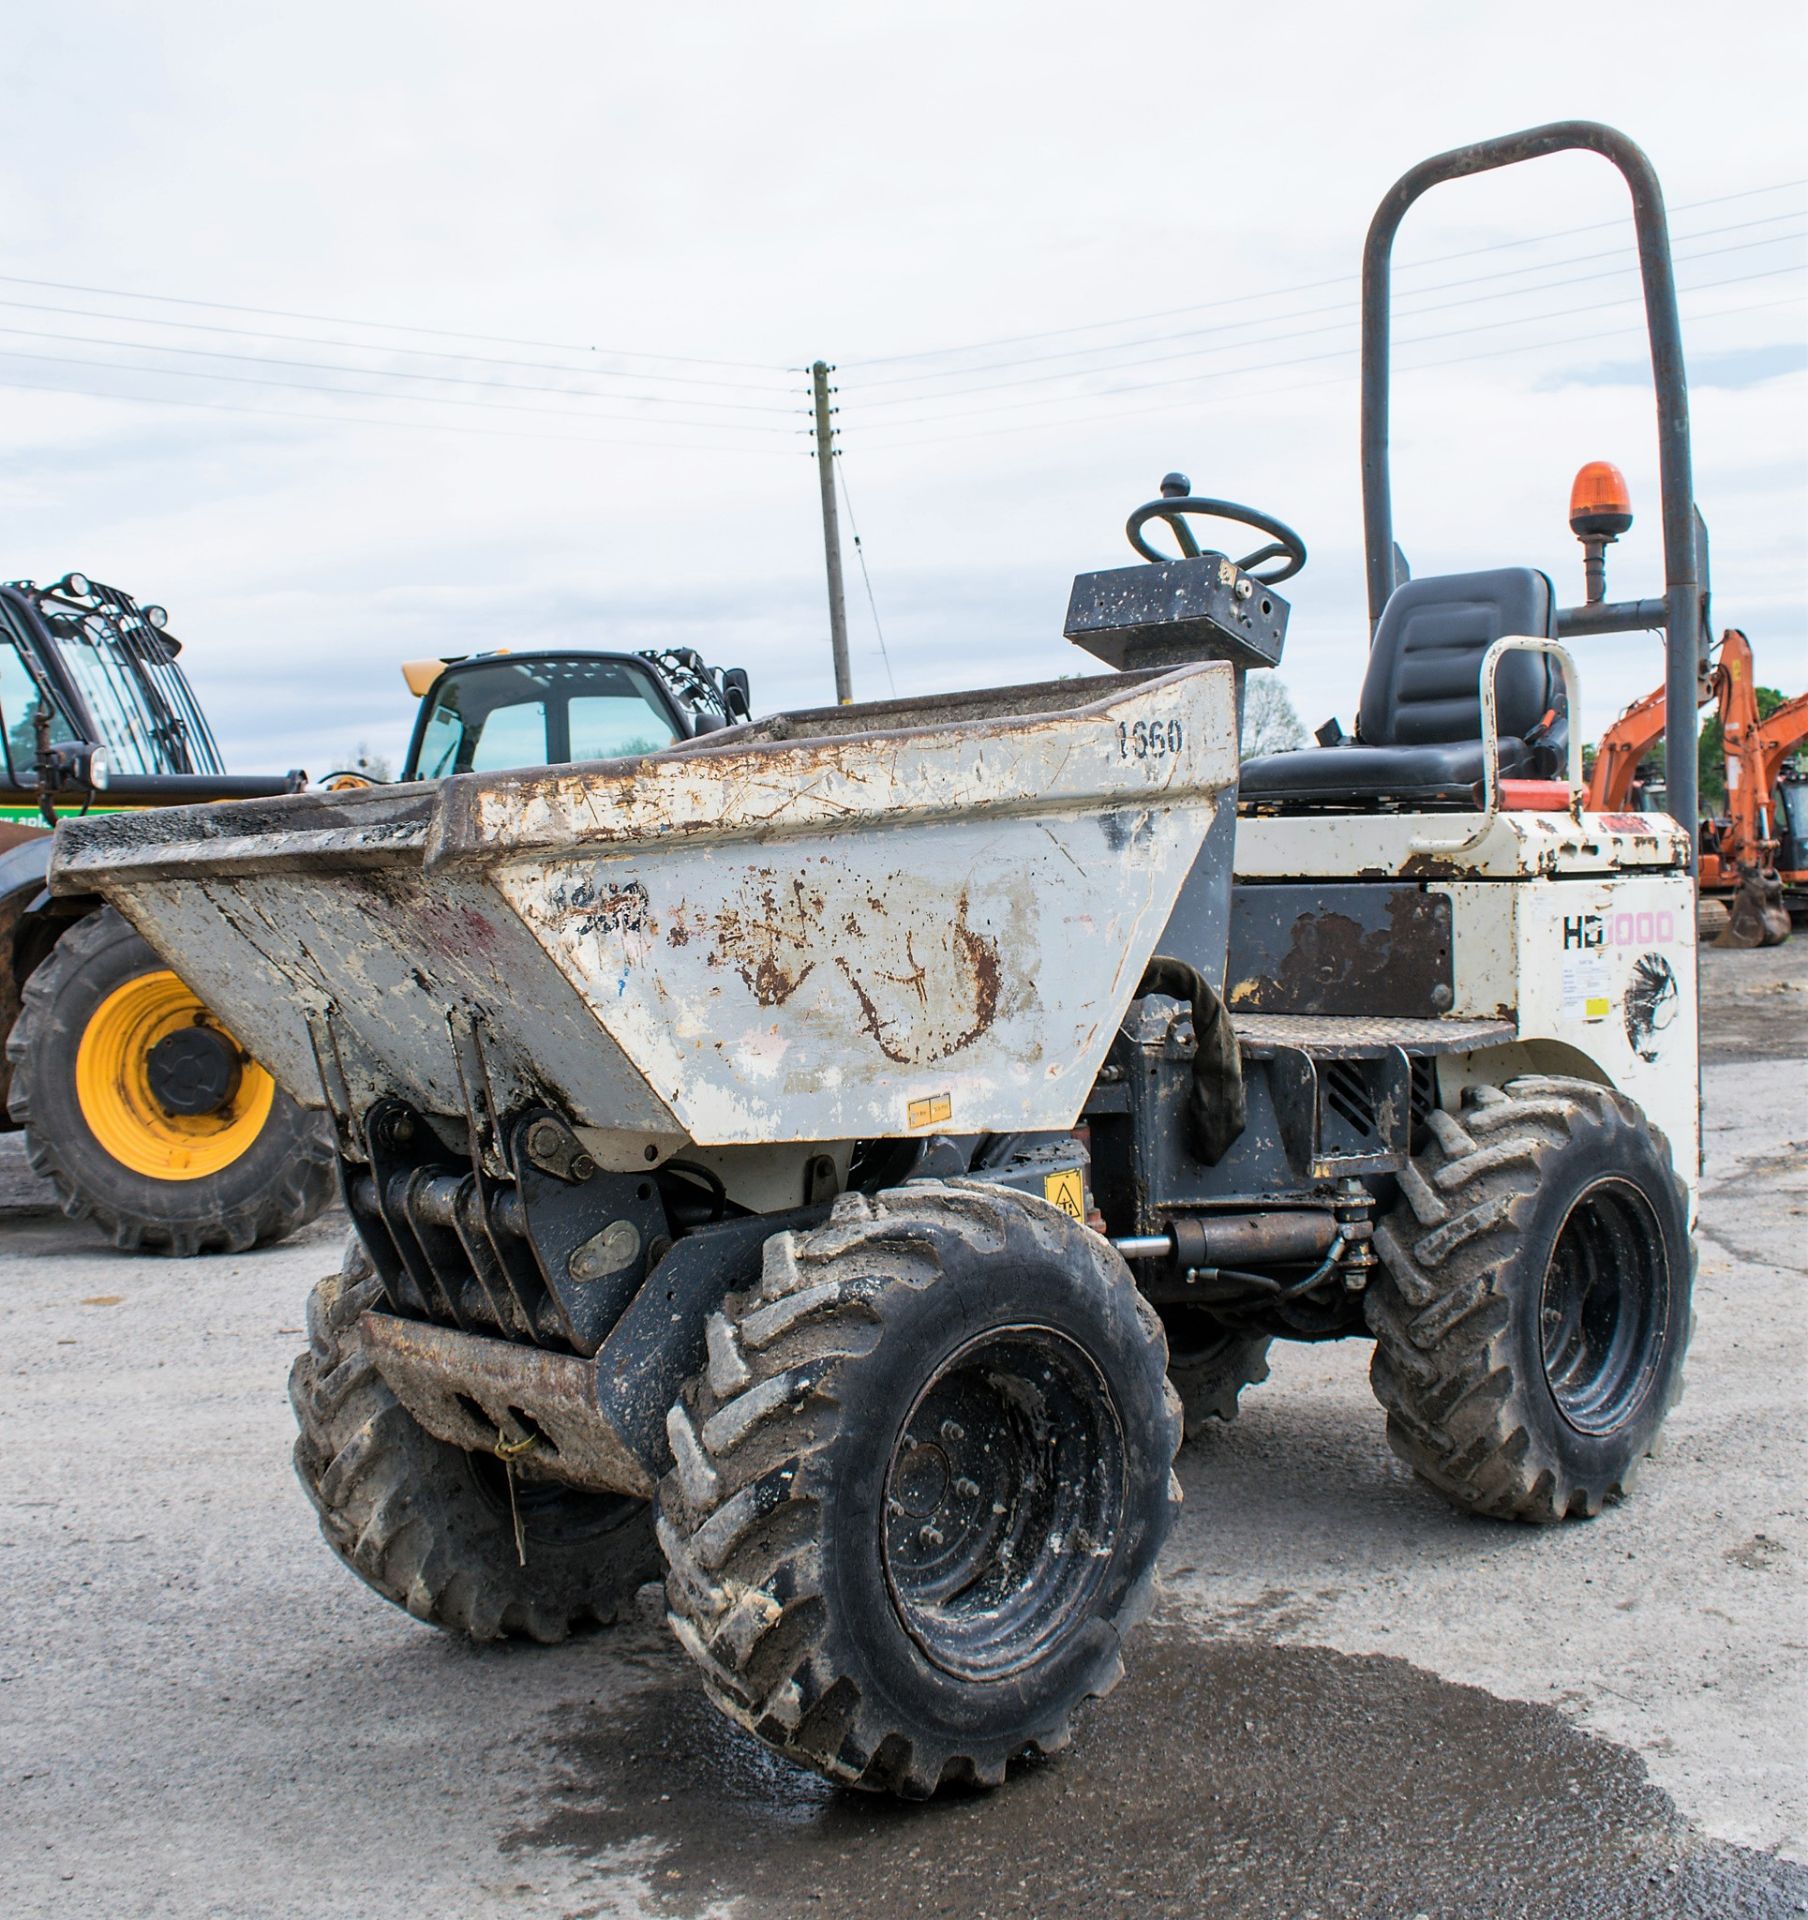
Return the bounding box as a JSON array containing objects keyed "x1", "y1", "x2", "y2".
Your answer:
[{"x1": 1118, "y1": 717, "x2": 1185, "y2": 759}]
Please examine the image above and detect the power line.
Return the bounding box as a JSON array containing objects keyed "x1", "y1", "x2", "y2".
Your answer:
[
  {"x1": 839, "y1": 175, "x2": 1808, "y2": 371},
  {"x1": 29, "y1": 227, "x2": 1779, "y2": 435},
  {"x1": 0, "y1": 319, "x2": 803, "y2": 419},
  {"x1": 836, "y1": 459, "x2": 896, "y2": 697},
  {"x1": 0, "y1": 293, "x2": 802, "y2": 398},
  {"x1": 0, "y1": 342, "x2": 798, "y2": 435},
  {"x1": 841, "y1": 259, "x2": 1807, "y2": 436},
  {"x1": 0, "y1": 269, "x2": 795, "y2": 381},
  {"x1": 842, "y1": 210, "x2": 1807, "y2": 396},
  {"x1": 852, "y1": 289, "x2": 1807, "y2": 453},
  {"x1": 0, "y1": 367, "x2": 795, "y2": 455},
  {"x1": 3, "y1": 169, "x2": 1798, "y2": 474},
  {"x1": 845, "y1": 226, "x2": 1808, "y2": 414}
]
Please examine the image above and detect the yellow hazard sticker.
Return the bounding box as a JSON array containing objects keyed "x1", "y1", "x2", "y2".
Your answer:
[
  {"x1": 1584, "y1": 996, "x2": 1611, "y2": 1021},
  {"x1": 1043, "y1": 1169, "x2": 1085, "y2": 1219},
  {"x1": 907, "y1": 1092, "x2": 953, "y2": 1130}
]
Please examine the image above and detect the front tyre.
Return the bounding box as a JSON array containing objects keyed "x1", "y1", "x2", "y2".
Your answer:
[
  {"x1": 658, "y1": 1183, "x2": 1182, "y2": 1798},
  {"x1": 6, "y1": 906, "x2": 335, "y2": 1254},
  {"x1": 1366, "y1": 1076, "x2": 1692, "y2": 1522},
  {"x1": 290, "y1": 1243, "x2": 660, "y2": 1641}
]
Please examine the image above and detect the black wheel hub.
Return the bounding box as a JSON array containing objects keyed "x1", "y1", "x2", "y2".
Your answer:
[
  {"x1": 1539, "y1": 1178, "x2": 1670, "y2": 1435},
  {"x1": 882, "y1": 1326, "x2": 1125, "y2": 1682},
  {"x1": 145, "y1": 1024, "x2": 243, "y2": 1117}
]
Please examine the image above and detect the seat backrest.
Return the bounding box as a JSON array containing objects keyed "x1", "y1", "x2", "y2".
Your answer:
[{"x1": 1358, "y1": 566, "x2": 1557, "y2": 747}]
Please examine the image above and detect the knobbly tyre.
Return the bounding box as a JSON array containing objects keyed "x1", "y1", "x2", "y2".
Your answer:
[
  {"x1": 0, "y1": 573, "x2": 335, "y2": 1253},
  {"x1": 51, "y1": 121, "x2": 1701, "y2": 1797}
]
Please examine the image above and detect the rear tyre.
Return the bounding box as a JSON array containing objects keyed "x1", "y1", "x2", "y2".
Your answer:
[
  {"x1": 658, "y1": 1182, "x2": 1182, "y2": 1798},
  {"x1": 1366, "y1": 1076, "x2": 1692, "y2": 1522},
  {"x1": 1158, "y1": 1310, "x2": 1272, "y2": 1437},
  {"x1": 6, "y1": 906, "x2": 335, "y2": 1254},
  {"x1": 290, "y1": 1242, "x2": 659, "y2": 1641}
]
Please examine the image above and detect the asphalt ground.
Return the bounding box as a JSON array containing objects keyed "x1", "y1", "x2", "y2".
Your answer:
[{"x1": 1, "y1": 939, "x2": 1804, "y2": 1918}]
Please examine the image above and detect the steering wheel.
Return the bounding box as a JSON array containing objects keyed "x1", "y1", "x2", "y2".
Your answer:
[{"x1": 1125, "y1": 472, "x2": 1308, "y2": 584}]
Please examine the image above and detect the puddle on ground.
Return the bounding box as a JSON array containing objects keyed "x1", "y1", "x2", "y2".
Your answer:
[{"x1": 506, "y1": 1628, "x2": 1808, "y2": 1920}]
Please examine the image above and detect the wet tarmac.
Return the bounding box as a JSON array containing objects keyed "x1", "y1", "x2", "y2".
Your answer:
[
  {"x1": 507, "y1": 1628, "x2": 1808, "y2": 1920},
  {"x1": 4, "y1": 941, "x2": 1802, "y2": 1917}
]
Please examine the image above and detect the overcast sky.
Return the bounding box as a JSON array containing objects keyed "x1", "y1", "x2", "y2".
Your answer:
[{"x1": 2, "y1": 1, "x2": 1804, "y2": 778}]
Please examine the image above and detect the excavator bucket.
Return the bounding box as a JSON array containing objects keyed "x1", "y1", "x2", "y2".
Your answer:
[{"x1": 1715, "y1": 865, "x2": 1792, "y2": 949}]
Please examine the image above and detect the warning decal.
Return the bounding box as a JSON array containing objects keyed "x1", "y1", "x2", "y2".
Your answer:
[
  {"x1": 906, "y1": 1093, "x2": 953, "y2": 1130},
  {"x1": 1043, "y1": 1169, "x2": 1085, "y2": 1219}
]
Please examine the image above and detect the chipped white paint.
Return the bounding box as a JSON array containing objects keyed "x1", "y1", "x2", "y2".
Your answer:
[
  {"x1": 1236, "y1": 808, "x2": 1689, "y2": 880},
  {"x1": 1240, "y1": 811, "x2": 1698, "y2": 1208},
  {"x1": 1509, "y1": 871, "x2": 1698, "y2": 1203}
]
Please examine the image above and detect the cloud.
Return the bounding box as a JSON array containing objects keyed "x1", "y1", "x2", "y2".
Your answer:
[
  {"x1": 1540, "y1": 342, "x2": 1808, "y2": 391},
  {"x1": 2, "y1": 1, "x2": 1803, "y2": 789}
]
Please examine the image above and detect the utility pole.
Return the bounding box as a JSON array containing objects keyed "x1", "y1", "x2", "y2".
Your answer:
[{"x1": 810, "y1": 360, "x2": 853, "y2": 704}]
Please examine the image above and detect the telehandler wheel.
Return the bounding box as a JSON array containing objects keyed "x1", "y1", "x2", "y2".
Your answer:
[
  {"x1": 658, "y1": 1182, "x2": 1182, "y2": 1799},
  {"x1": 1158, "y1": 1309, "x2": 1273, "y2": 1437},
  {"x1": 289, "y1": 1242, "x2": 660, "y2": 1642},
  {"x1": 6, "y1": 906, "x2": 335, "y2": 1255},
  {"x1": 1366, "y1": 1076, "x2": 1692, "y2": 1523}
]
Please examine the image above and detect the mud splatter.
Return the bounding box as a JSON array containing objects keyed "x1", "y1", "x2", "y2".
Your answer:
[
  {"x1": 714, "y1": 874, "x2": 825, "y2": 1007},
  {"x1": 832, "y1": 891, "x2": 1003, "y2": 1066},
  {"x1": 952, "y1": 910, "x2": 1001, "y2": 1038}
]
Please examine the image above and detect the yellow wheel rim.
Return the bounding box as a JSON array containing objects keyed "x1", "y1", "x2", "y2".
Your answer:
[{"x1": 74, "y1": 971, "x2": 276, "y2": 1181}]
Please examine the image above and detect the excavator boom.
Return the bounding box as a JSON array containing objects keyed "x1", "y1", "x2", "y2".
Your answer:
[
  {"x1": 1585, "y1": 682, "x2": 1673, "y2": 811},
  {"x1": 1587, "y1": 629, "x2": 1800, "y2": 947},
  {"x1": 1756, "y1": 690, "x2": 1808, "y2": 797}
]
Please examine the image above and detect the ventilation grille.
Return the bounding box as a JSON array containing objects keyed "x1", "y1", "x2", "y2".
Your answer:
[
  {"x1": 1409, "y1": 1057, "x2": 1437, "y2": 1152},
  {"x1": 1323, "y1": 1060, "x2": 1378, "y2": 1139}
]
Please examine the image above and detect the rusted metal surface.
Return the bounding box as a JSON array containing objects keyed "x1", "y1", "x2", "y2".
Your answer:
[
  {"x1": 1226, "y1": 883, "x2": 1452, "y2": 1018},
  {"x1": 359, "y1": 1310, "x2": 655, "y2": 1497},
  {"x1": 53, "y1": 664, "x2": 1240, "y2": 1151},
  {"x1": 0, "y1": 819, "x2": 51, "y2": 858}
]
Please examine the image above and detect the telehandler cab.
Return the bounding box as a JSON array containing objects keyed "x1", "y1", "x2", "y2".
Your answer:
[
  {"x1": 317, "y1": 644, "x2": 753, "y2": 789},
  {"x1": 3, "y1": 587, "x2": 748, "y2": 1250},
  {"x1": 51, "y1": 121, "x2": 1701, "y2": 1797},
  {"x1": 0, "y1": 573, "x2": 336, "y2": 1253}
]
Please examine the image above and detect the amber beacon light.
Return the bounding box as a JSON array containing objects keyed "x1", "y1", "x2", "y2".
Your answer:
[
  {"x1": 1569, "y1": 460, "x2": 1634, "y2": 537},
  {"x1": 1569, "y1": 460, "x2": 1633, "y2": 604}
]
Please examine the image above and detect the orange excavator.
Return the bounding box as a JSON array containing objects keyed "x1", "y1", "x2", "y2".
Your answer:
[
  {"x1": 1574, "y1": 462, "x2": 1803, "y2": 947},
  {"x1": 1702, "y1": 656, "x2": 1808, "y2": 937},
  {"x1": 1587, "y1": 624, "x2": 1805, "y2": 947}
]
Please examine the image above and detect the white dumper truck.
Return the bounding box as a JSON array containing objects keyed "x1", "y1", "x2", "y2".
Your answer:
[{"x1": 48, "y1": 121, "x2": 1702, "y2": 1798}]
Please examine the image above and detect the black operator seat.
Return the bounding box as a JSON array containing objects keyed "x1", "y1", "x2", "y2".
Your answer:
[{"x1": 1239, "y1": 566, "x2": 1567, "y2": 810}]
